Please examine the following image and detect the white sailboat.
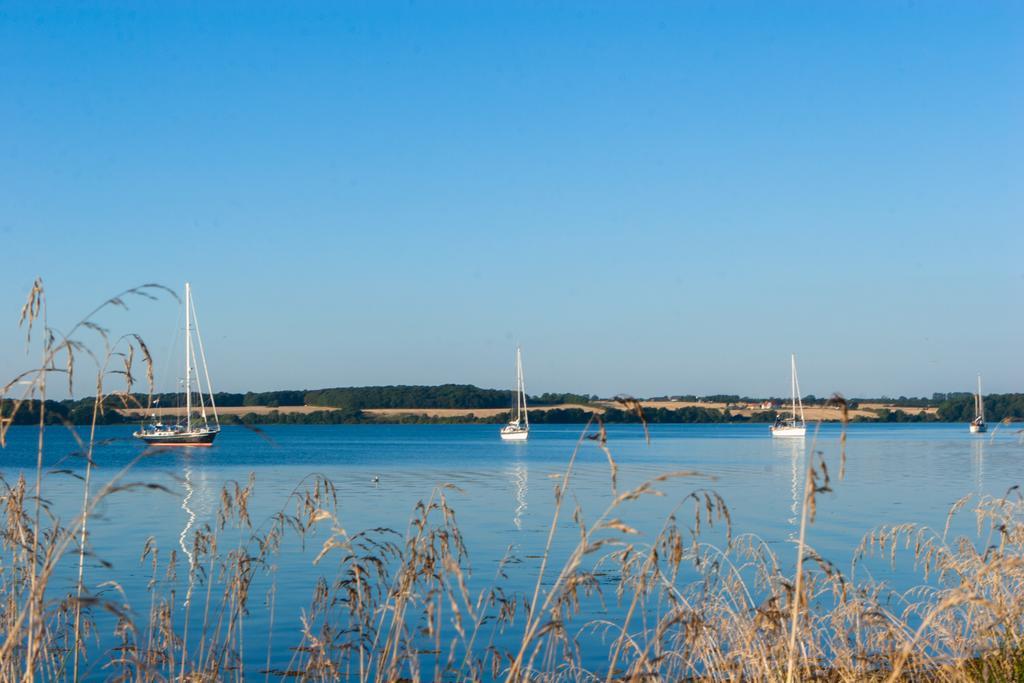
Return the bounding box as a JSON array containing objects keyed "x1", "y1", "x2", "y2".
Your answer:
[
  {"x1": 133, "y1": 282, "x2": 221, "y2": 446},
  {"x1": 969, "y1": 374, "x2": 986, "y2": 434},
  {"x1": 500, "y1": 346, "x2": 529, "y2": 441},
  {"x1": 770, "y1": 353, "x2": 806, "y2": 438}
]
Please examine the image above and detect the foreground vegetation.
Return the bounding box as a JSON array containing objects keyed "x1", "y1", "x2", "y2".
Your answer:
[{"x1": 2, "y1": 281, "x2": 1023, "y2": 681}]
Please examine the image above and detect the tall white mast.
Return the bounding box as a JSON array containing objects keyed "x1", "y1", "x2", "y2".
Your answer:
[
  {"x1": 184, "y1": 282, "x2": 192, "y2": 432},
  {"x1": 791, "y1": 353, "x2": 805, "y2": 424},
  {"x1": 789, "y1": 354, "x2": 796, "y2": 420},
  {"x1": 976, "y1": 374, "x2": 984, "y2": 422},
  {"x1": 513, "y1": 347, "x2": 522, "y2": 424},
  {"x1": 511, "y1": 348, "x2": 519, "y2": 423},
  {"x1": 190, "y1": 293, "x2": 220, "y2": 430},
  {"x1": 518, "y1": 347, "x2": 529, "y2": 428}
]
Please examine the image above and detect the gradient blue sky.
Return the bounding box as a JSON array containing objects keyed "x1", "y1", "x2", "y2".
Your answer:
[{"x1": 1, "y1": 1, "x2": 1022, "y2": 398}]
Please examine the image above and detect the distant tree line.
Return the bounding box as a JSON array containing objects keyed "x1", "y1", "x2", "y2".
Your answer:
[
  {"x1": 651, "y1": 394, "x2": 861, "y2": 407},
  {"x1": 1, "y1": 398, "x2": 130, "y2": 426},
  {"x1": 848, "y1": 395, "x2": 947, "y2": 408},
  {"x1": 219, "y1": 408, "x2": 503, "y2": 426},
  {"x1": 304, "y1": 385, "x2": 591, "y2": 411},
  {"x1": 105, "y1": 386, "x2": 592, "y2": 412},
  {"x1": 218, "y1": 406, "x2": 749, "y2": 425},
  {"x1": 936, "y1": 393, "x2": 1024, "y2": 423},
  {"x1": 219, "y1": 408, "x2": 363, "y2": 425},
  {"x1": 527, "y1": 406, "x2": 737, "y2": 424},
  {"x1": 129, "y1": 391, "x2": 306, "y2": 408},
  {"x1": 305, "y1": 385, "x2": 505, "y2": 410},
  {"x1": 648, "y1": 394, "x2": 956, "y2": 408},
  {"x1": 6, "y1": 390, "x2": 1022, "y2": 427}
]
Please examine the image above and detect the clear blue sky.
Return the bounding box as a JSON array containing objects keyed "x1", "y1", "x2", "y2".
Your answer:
[{"x1": 1, "y1": 1, "x2": 1021, "y2": 399}]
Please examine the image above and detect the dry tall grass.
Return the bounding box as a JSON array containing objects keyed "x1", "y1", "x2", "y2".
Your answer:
[{"x1": 1, "y1": 281, "x2": 1021, "y2": 682}]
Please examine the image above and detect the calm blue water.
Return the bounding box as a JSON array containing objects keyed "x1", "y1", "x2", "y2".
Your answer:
[{"x1": 1, "y1": 422, "x2": 1021, "y2": 678}]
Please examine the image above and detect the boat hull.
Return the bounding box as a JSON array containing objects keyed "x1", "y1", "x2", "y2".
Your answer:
[
  {"x1": 770, "y1": 425, "x2": 806, "y2": 438},
  {"x1": 134, "y1": 430, "x2": 219, "y2": 447},
  {"x1": 500, "y1": 429, "x2": 529, "y2": 441},
  {"x1": 969, "y1": 423, "x2": 987, "y2": 434}
]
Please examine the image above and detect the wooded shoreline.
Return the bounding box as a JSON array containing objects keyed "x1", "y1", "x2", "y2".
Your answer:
[{"x1": 4, "y1": 385, "x2": 1021, "y2": 426}]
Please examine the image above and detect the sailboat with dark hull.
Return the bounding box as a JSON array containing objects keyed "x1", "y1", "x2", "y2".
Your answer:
[
  {"x1": 136, "y1": 427, "x2": 218, "y2": 447},
  {"x1": 134, "y1": 282, "x2": 220, "y2": 447}
]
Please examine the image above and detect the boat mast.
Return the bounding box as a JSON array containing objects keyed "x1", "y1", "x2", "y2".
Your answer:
[
  {"x1": 511, "y1": 348, "x2": 519, "y2": 423},
  {"x1": 184, "y1": 282, "x2": 192, "y2": 432},
  {"x1": 190, "y1": 292, "x2": 220, "y2": 430},
  {"x1": 789, "y1": 354, "x2": 796, "y2": 421},
  {"x1": 791, "y1": 353, "x2": 805, "y2": 424},
  {"x1": 518, "y1": 347, "x2": 529, "y2": 428},
  {"x1": 976, "y1": 374, "x2": 984, "y2": 422},
  {"x1": 515, "y1": 348, "x2": 520, "y2": 423}
]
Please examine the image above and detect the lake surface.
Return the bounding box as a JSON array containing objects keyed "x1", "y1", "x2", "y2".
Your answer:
[{"x1": 2, "y1": 422, "x2": 1021, "y2": 678}]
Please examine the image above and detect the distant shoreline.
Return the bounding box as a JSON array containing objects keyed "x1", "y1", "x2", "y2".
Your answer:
[
  {"x1": 117, "y1": 400, "x2": 943, "y2": 425},
  {"x1": 7, "y1": 386, "x2": 1015, "y2": 426}
]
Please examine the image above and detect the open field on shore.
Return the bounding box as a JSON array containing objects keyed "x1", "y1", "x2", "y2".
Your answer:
[
  {"x1": 618, "y1": 400, "x2": 939, "y2": 420},
  {"x1": 858, "y1": 402, "x2": 939, "y2": 416},
  {"x1": 120, "y1": 400, "x2": 937, "y2": 421}
]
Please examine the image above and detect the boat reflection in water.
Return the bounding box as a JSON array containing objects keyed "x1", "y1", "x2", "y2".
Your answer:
[
  {"x1": 510, "y1": 462, "x2": 528, "y2": 530},
  {"x1": 178, "y1": 464, "x2": 214, "y2": 606},
  {"x1": 971, "y1": 437, "x2": 985, "y2": 495},
  {"x1": 772, "y1": 437, "x2": 805, "y2": 536}
]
